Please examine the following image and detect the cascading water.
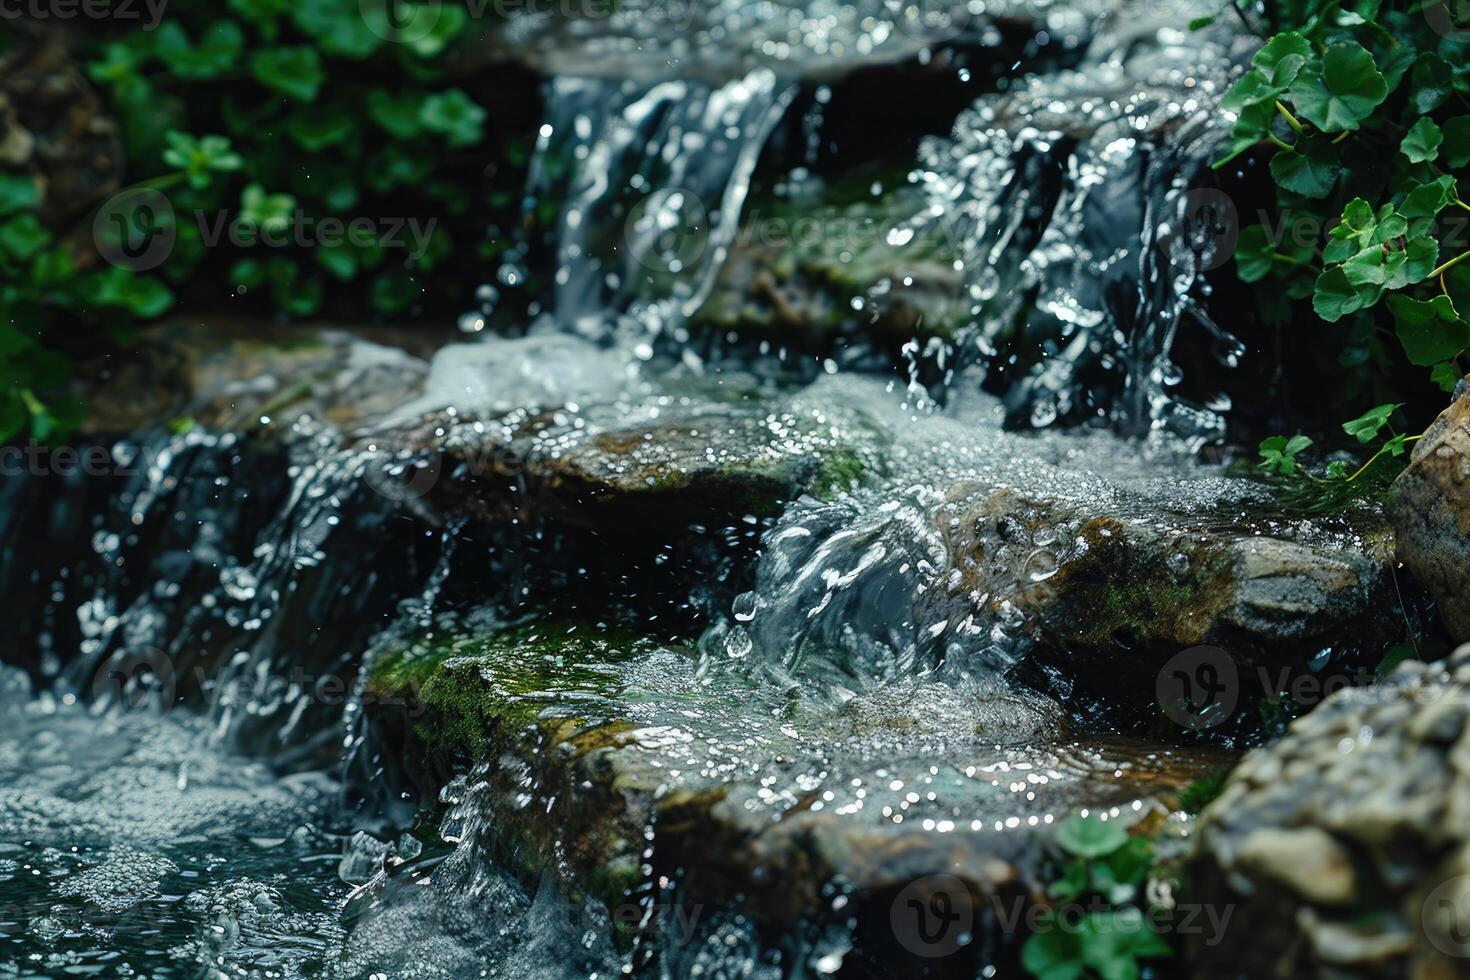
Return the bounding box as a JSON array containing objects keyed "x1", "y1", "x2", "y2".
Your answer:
[
  {"x1": 905, "y1": 0, "x2": 1252, "y2": 449},
  {"x1": 0, "y1": 1, "x2": 1310, "y2": 977}
]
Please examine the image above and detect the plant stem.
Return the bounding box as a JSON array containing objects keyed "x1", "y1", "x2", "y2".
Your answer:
[
  {"x1": 1346, "y1": 435, "x2": 1423, "y2": 483},
  {"x1": 1275, "y1": 100, "x2": 1304, "y2": 134},
  {"x1": 1268, "y1": 132, "x2": 1295, "y2": 151},
  {"x1": 1431, "y1": 250, "x2": 1470, "y2": 279}
]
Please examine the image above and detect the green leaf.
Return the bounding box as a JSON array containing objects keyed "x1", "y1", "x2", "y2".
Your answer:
[
  {"x1": 1254, "y1": 32, "x2": 1313, "y2": 87},
  {"x1": 240, "y1": 183, "x2": 297, "y2": 235},
  {"x1": 1386, "y1": 236, "x2": 1439, "y2": 289},
  {"x1": 1342, "y1": 402, "x2": 1403, "y2": 443},
  {"x1": 1401, "y1": 118, "x2": 1444, "y2": 164},
  {"x1": 367, "y1": 89, "x2": 424, "y2": 139},
  {"x1": 1270, "y1": 134, "x2": 1340, "y2": 197},
  {"x1": 0, "y1": 214, "x2": 51, "y2": 260},
  {"x1": 155, "y1": 20, "x2": 244, "y2": 80},
  {"x1": 1288, "y1": 42, "x2": 1388, "y2": 132},
  {"x1": 162, "y1": 131, "x2": 244, "y2": 189},
  {"x1": 1410, "y1": 53, "x2": 1454, "y2": 114},
  {"x1": 419, "y1": 89, "x2": 486, "y2": 147},
  {"x1": 293, "y1": 0, "x2": 384, "y2": 59},
  {"x1": 1259, "y1": 433, "x2": 1314, "y2": 475},
  {"x1": 0, "y1": 174, "x2": 40, "y2": 217},
  {"x1": 1315, "y1": 266, "x2": 1382, "y2": 321},
  {"x1": 1444, "y1": 116, "x2": 1470, "y2": 169},
  {"x1": 1222, "y1": 69, "x2": 1284, "y2": 112},
  {"x1": 1234, "y1": 226, "x2": 1277, "y2": 282},
  {"x1": 250, "y1": 47, "x2": 324, "y2": 102},
  {"x1": 1216, "y1": 100, "x2": 1276, "y2": 167},
  {"x1": 1054, "y1": 814, "x2": 1129, "y2": 859},
  {"x1": 1401, "y1": 176, "x2": 1457, "y2": 221},
  {"x1": 286, "y1": 104, "x2": 357, "y2": 151},
  {"x1": 1022, "y1": 920, "x2": 1086, "y2": 980},
  {"x1": 1432, "y1": 362, "x2": 1463, "y2": 392},
  {"x1": 1047, "y1": 858, "x2": 1088, "y2": 903},
  {"x1": 1392, "y1": 294, "x2": 1470, "y2": 366}
]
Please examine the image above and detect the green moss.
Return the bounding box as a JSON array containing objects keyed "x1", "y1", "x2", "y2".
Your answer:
[
  {"x1": 367, "y1": 618, "x2": 655, "y2": 764},
  {"x1": 1056, "y1": 520, "x2": 1235, "y2": 650},
  {"x1": 1177, "y1": 767, "x2": 1232, "y2": 815}
]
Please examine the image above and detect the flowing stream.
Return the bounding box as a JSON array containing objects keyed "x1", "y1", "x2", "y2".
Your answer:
[{"x1": 0, "y1": 0, "x2": 1286, "y2": 976}]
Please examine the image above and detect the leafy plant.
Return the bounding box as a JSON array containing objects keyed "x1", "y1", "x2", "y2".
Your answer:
[
  {"x1": 3, "y1": 0, "x2": 527, "y2": 442},
  {"x1": 1215, "y1": 0, "x2": 1470, "y2": 483},
  {"x1": 1021, "y1": 814, "x2": 1172, "y2": 980}
]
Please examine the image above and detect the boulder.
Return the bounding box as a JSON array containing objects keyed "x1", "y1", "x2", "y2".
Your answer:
[
  {"x1": 1185, "y1": 644, "x2": 1470, "y2": 978},
  {"x1": 1391, "y1": 375, "x2": 1470, "y2": 642},
  {"x1": 361, "y1": 614, "x2": 1228, "y2": 971}
]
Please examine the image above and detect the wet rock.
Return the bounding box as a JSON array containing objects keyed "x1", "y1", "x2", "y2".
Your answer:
[
  {"x1": 80, "y1": 320, "x2": 432, "y2": 435},
  {"x1": 363, "y1": 616, "x2": 1226, "y2": 968},
  {"x1": 693, "y1": 175, "x2": 970, "y2": 346},
  {"x1": 1184, "y1": 645, "x2": 1470, "y2": 978},
  {"x1": 0, "y1": 28, "x2": 122, "y2": 230},
  {"x1": 1391, "y1": 375, "x2": 1470, "y2": 642}
]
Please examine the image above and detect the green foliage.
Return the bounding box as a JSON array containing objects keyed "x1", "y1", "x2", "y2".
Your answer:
[
  {"x1": 1022, "y1": 815, "x2": 1172, "y2": 980},
  {"x1": 1218, "y1": 0, "x2": 1470, "y2": 477},
  {"x1": 2, "y1": 0, "x2": 521, "y2": 442}
]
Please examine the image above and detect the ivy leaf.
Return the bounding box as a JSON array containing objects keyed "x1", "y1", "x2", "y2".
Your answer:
[
  {"x1": 155, "y1": 21, "x2": 244, "y2": 80},
  {"x1": 1432, "y1": 362, "x2": 1463, "y2": 392},
  {"x1": 1223, "y1": 69, "x2": 1285, "y2": 112},
  {"x1": 1253, "y1": 32, "x2": 1313, "y2": 87},
  {"x1": 1391, "y1": 294, "x2": 1470, "y2": 366},
  {"x1": 292, "y1": 0, "x2": 384, "y2": 59},
  {"x1": 1259, "y1": 433, "x2": 1313, "y2": 475},
  {"x1": 1288, "y1": 42, "x2": 1388, "y2": 132},
  {"x1": 1445, "y1": 116, "x2": 1470, "y2": 169},
  {"x1": 240, "y1": 183, "x2": 297, "y2": 235},
  {"x1": 1270, "y1": 134, "x2": 1340, "y2": 197},
  {"x1": 1410, "y1": 53, "x2": 1454, "y2": 114},
  {"x1": 0, "y1": 214, "x2": 52, "y2": 260},
  {"x1": 1022, "y1": 920, "x2": 1086, "y2": 980},
  {"x1": 250, "y1": 47, "x2": 324, "y2": 102},
  {"x1": 1402, "y1": 118, "x2": 1444, "y2": 164},
  {"x1": 1342, "y1": 245, "x2": 1402, "y2": 287},
  {"x1": 1385, "y1": 236, "x2": 1439, "y2": 289},
  {"x1": 162, "y1": 131, "x2": 243, "y2": 189},
  {"x1": 1216, "y1": 100, "x2": 1277, "y2": 167},
  {"x1": 1315, "y1": 266, "x2": 1382, "y2": 321},
  {"x1": 285, "y1": 104, "x2": 357, "y2": 151},
  {"x1": 1400, "y1": 176, "x2": 1457, "y2": 221},
  {"x1": 1235, "y1": 226, "x2": 1278, "y2": 282},
  {"x1": 1342, "y1": 402, "x2": 1403, "y2": 443},
  {"x1": 0, "y1": 173, "x2": 40, "y2": 217},
  {"x1": 366, "y1": 89, "x2": 424, "y2": 139},
  {"x1": 1055, "y1": 814, "x2": 1129, "y2": 859},
  {"x1": 419, "y1": 89, "x2": 486, "y2": 147}
]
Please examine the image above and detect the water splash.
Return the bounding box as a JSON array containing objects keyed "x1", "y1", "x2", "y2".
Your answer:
[
  {"x1": 907, "y1": 1, "x2": 1251, "y2": 449},
  {"x1": 526, "y1": 70, "x2": 797, "y2": 349}
]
